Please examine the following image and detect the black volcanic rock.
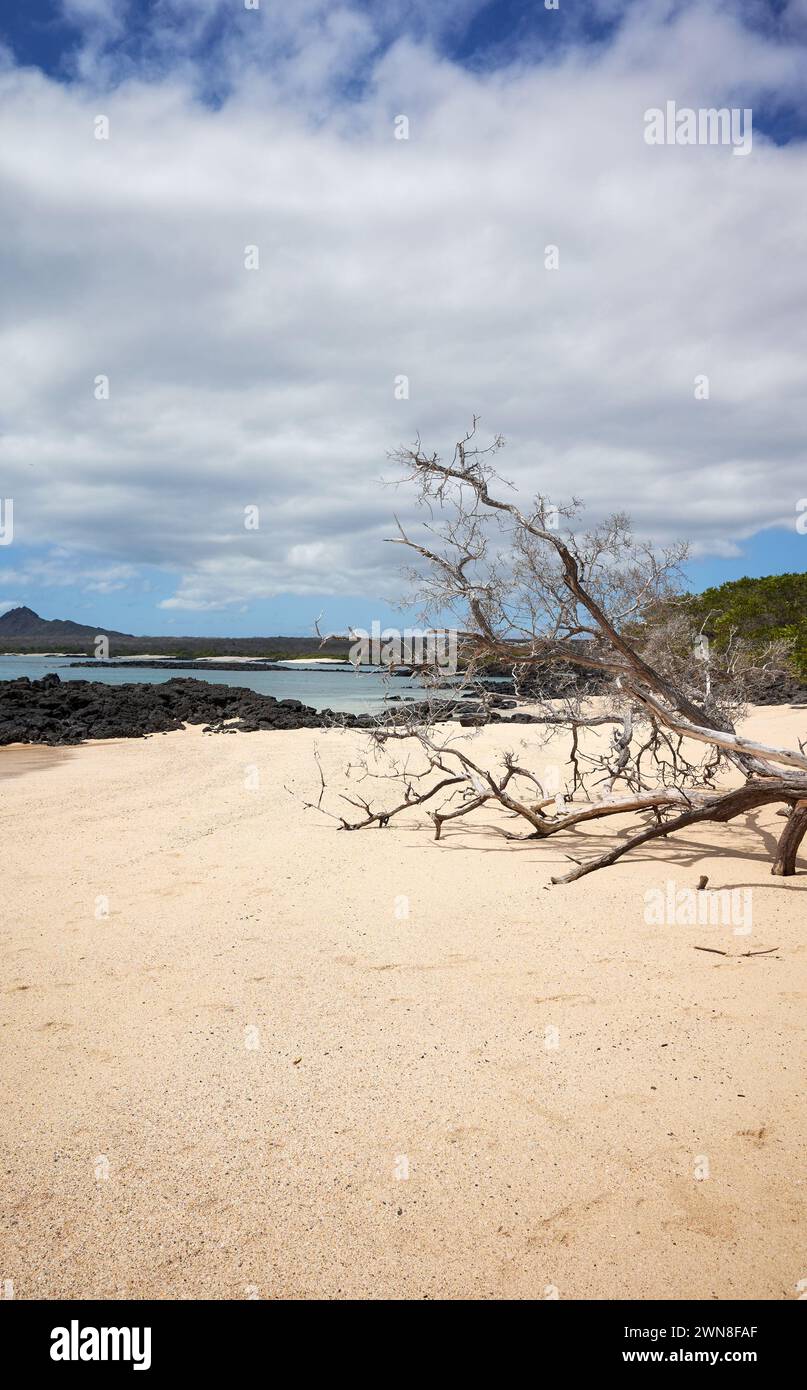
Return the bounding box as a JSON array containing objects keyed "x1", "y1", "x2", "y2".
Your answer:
[
  {"x1": 0, "y1": 674, "x2": 354, "y2": 745},
  {"x1": 8, "y1": 669, "x2": 802, "y2": 748},
  {"x1": 0, "y1": 674, "x2": 520, "y2": 746},
  {"x1": 743, "y1": 669, "x2": 807, "y2": 706}
]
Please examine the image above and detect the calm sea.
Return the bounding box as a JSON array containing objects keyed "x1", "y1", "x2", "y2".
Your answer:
[{"x1": 0, "y1": 656, "x2": 424, "y2": 716}]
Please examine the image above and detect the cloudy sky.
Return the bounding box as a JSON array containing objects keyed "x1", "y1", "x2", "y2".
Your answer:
[{"x1": 0, "y1": 0, "x2": 805, "y2": 636}]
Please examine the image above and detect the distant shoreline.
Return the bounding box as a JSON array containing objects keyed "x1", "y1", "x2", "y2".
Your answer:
[{"x1": 65, "y1": 658, "x2": 399, "y2": 674}]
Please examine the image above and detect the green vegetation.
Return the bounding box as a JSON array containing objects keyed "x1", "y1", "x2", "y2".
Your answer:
[{"x1": 684, "y1": 572, "x2": 807, "y2": 680}]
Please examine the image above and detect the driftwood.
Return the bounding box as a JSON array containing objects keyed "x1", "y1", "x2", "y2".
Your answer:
[
  {"x1": 771, "y1": 800, "x2": 807, "y2": 876},
  {"x1": 306, "y1": 422, "x2": 807, "y2": 882}
]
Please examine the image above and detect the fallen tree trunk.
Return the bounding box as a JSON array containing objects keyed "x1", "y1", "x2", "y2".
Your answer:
[
  {"x1": 628, "y1": 687, "x2": 807, "y2": 778},
  {"x1": 771, "y1": 799, "x2": 807, "y2": 876},
  {"x1": 551, "y1": 784, "x2": 805, "y2": 884},
  {"x1": 314, "y1": 422, "x2": 807, "y2": 886}
]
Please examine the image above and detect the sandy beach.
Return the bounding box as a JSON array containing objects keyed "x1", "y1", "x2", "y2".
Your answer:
[{"x1": 1, "y1": 706, "x2": 805, "y2": 1301}]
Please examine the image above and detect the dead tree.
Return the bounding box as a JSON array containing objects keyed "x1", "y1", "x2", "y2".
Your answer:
[{"x1": 306, "y1": 422, "x2": 807, "y2": 881}]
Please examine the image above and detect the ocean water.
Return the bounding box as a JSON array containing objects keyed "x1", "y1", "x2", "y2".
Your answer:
[{"x1": 0, "y1": 656, "x2": 424, "y2": 716}]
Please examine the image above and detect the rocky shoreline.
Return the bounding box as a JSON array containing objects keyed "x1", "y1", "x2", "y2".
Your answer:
[
  {"x1": 69, "y1": 658, "x2": 289, "y2": 671},
  {"x1": 0, "y1": 674, "x2": 498, "y2": 746},
  {"x1": 0, "y1": 674, "x2": 375, "y2": 745},
  {"x1": 1, "y1": 670, "x2": 805, "y2": 748}
]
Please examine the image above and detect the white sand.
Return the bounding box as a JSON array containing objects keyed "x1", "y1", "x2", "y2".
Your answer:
[{"x1": 1, "y1": 706, "x2": 805, "y2": 1300}]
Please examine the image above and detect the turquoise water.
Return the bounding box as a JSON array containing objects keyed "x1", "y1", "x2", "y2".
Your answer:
[{"x1": 0, "y1": 656, "x2": 424, "y2": 716}]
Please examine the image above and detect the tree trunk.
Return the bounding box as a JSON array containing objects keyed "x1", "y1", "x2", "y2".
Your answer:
[{"x1": 771, "y1": 799, "x2": 807, "y2": 876}]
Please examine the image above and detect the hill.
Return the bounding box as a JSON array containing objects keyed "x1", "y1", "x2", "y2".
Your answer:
[
  {"x1": 0, "y1": 606, "x2": 133, "y2": 640},
  {"x1": 0, "y1": 607, "x2": 351, "y2": 660}
]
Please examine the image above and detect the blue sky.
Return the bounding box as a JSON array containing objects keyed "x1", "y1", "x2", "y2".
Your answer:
[{"x1": 1, "y1": 0, "x2": 806, "y2": 638}]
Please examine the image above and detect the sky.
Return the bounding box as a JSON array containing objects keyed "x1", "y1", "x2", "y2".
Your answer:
[{"x1": 0, "y1": 0, "x2": 805, "y2": 638}]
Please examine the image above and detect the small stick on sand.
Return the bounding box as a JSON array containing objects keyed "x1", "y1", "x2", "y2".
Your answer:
[{"x1": 693, "y1": 945, "x2": 779, "y2": 958}]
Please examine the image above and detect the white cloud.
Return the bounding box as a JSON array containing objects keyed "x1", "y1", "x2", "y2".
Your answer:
[
  {"x1": 0, "y1": 552, "x2": 138, "y2": 593},
  {"x1": 1, "y1": 0, "x2": 805, "y2": 611}
]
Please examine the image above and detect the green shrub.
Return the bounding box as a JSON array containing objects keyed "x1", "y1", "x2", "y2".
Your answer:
[{"x1": 684, "y1": 572, "x2": 807, "y2": 680}]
